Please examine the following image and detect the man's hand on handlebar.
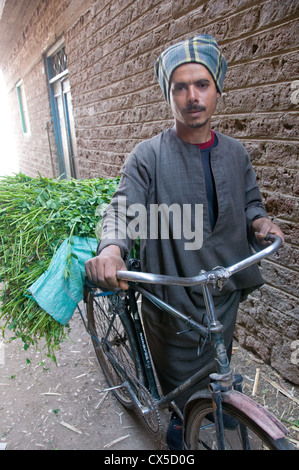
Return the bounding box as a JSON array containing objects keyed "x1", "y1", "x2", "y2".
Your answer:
[
  {"x1": 85, "y1": 244, "x2": 129, "y2": 291},
  {"x1": 251, "y1": 217, "x2": 285, "y2": 246},
  {"x1": 85, "y1": 220, "x2": 284, "y2": 290}
]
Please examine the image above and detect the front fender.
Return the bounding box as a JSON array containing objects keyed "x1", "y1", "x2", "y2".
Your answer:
[{"x1": 184, "y1": 389, "x2": 288, "y2": 442}]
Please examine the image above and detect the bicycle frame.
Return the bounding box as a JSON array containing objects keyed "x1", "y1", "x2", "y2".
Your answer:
[
  {"x1": 129, "y1": 282, "x2": 223, "y2": 400},
  {"x1": 126, "y1": 281, "x2": 237, "y2": 448},
  {"x1": 124, "y1": 279, "x2": 288, "y2": 449},
  {"x1": 83, "y1": 235, "x2": 289, "y2": 449},
  {"x1": 114, "y1": 235, "x2": 289, "y2": 448}
]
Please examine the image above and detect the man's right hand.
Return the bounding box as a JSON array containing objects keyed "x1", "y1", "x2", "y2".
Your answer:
[{"x1": 85, "y1": 245, "x2": 129, "y2": 291}]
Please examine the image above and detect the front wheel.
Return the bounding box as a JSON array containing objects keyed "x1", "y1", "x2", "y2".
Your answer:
[
  {"x1": 185, "y1": 399, "x2": 293, "y2": 450},
  {"x1": 86, "y1": 289, "x2": 146, "y2": 408}
]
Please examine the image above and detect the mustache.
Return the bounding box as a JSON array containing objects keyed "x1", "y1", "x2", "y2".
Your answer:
[{"x1": 184, "y1": 104, "x2": 206, "y2": 112}]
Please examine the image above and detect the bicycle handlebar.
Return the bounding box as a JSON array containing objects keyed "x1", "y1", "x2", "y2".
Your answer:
[{"x1": 116, "y1": 235, "x2": 283, "y2": 288}]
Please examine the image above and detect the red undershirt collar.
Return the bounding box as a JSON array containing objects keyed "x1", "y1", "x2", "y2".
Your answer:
[{"x1": 192, "y1": 130, "x2": 215, "y2": 149}]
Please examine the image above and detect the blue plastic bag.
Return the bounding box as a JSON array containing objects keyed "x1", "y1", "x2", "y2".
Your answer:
[{"x1": 28, "y1": 236, "x2": 97, "y2": 325}]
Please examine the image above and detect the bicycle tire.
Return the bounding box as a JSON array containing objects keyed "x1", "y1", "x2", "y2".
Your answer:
[
  {"x1": 86, "y1": 288, "x2": 146, "y2": 409},
  {"x1": 185, "y1": 399, "x2": 293, "y2": 450}
]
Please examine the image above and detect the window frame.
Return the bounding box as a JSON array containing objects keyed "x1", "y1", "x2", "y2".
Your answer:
[{"x1": 16, "y1": 79, "x2": 31, "y2": 136}]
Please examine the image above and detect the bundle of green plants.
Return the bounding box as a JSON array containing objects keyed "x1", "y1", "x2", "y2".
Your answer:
[{"x1": 0, "y1": 172, "x2": 119, "y2": 361}]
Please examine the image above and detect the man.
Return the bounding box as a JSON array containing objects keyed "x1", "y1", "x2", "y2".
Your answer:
[{"x1": 85, "y1": 35, "x2": 284, "y2": 449}]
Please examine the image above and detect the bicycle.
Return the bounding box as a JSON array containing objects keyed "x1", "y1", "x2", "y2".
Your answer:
[{"x1": 81, "y1": 235, "x2": 294, "y2": 450}]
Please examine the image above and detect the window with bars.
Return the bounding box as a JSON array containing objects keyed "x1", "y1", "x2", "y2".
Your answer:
[{"x1": 47, "y1": 46, "x2": 67, "y2": 80}]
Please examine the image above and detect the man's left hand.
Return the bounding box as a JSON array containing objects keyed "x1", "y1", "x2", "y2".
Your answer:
[{"x1": 251, "y1": 217, "x2": 285, "y2": 246}]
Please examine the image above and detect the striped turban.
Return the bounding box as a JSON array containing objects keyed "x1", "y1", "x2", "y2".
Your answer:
[{"x1": 154, "y1": 34, "x2": 227, "y2": 104}]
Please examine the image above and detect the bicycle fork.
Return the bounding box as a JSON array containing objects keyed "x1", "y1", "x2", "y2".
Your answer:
[{"x1": 202, "y1": 284, "x2": 250, "y2": 450}]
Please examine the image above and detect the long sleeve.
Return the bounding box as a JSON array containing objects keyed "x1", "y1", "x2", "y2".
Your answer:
[
  {"x1": 244, "y1": 152, "x2": 268, "y2": 227},
  {"x1": 97, "y1": 146, "x2": 153, "y2": 260}
]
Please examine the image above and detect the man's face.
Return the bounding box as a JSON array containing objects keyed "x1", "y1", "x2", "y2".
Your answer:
[{"x1": 169, "y1": 63, "x2": 220, "y2": 131}]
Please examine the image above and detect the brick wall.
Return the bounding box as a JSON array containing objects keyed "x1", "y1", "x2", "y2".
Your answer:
[
  {"x1": 7, "y1": 60, "x2": 55, "y2": 178},
  {"x1": 2, "y1": 0, "x2": 298, "y2": 382}
]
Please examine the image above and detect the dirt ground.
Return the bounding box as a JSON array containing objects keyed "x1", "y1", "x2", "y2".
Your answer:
[{"x1": 0, "y1": 308, "x2": 298, "y2": 451}]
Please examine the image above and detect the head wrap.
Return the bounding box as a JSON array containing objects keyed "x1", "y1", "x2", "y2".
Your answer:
[{"x1": 154, "y1": 34, "x2": 227, "y2": 104}]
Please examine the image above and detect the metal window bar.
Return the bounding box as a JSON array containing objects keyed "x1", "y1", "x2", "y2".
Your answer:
[{"x1": 50, "y1": 47, "x2": 67, "y2": 77}]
